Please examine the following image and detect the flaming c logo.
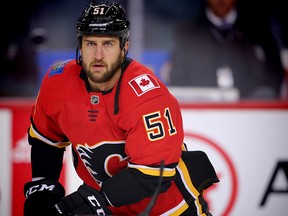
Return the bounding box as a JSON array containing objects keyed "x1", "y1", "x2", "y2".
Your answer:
[{"x1": 184, "y1": 132, "x2": 238, "y2": 216}]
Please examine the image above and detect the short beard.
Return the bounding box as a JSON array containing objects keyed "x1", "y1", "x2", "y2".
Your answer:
[{"x1": 84, "y1": 53, "x2": 123, "y2": 84}]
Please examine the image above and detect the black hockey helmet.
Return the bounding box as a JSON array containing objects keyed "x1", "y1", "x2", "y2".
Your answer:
[{"x1": 76, "y1": 1, "x2": 130, "y2": 49}]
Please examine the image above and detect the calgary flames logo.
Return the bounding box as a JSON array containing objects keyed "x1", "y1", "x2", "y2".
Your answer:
[{"x1": 76, "y1": 141, "x2": 129, "y2": 186}]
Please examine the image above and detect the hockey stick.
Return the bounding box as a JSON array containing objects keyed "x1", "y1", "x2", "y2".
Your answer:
[{"x1": 137, "y1": 160, "x2": 165, "y2": 216}]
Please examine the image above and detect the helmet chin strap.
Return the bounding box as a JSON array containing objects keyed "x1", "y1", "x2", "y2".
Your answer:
[
  {"x1": 113, "y1": 46, "x2": 129, "y2": 115},
  {"x1": 123, "y1": 47, "x2": 128, "y2": 59},
  {"x1": 76, "y1": 46, "x2": 82, "y2": 66}
]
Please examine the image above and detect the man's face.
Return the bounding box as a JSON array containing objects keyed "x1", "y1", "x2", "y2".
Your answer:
[{"x1": 81, "y1": 35, "x2": 125, "y2": 85}]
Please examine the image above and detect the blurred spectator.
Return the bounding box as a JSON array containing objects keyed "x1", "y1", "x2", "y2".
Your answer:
[
  {"x1": 0, "y1": 1, "x2": 50, "y2": 97},
  {"x1": 269, "y1": 0, "x2": 288, "y2": 98},
  {"x1": 169, "y1": 0, "x2": 285, "y2": 99}
]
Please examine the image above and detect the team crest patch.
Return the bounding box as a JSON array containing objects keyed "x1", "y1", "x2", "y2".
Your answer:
[
  {"x1": 129, "y1": 74, "x2": 160, "y2": 96},
  {"x1": 49, "y1": 59, "x2": 72, "y2": 76}
]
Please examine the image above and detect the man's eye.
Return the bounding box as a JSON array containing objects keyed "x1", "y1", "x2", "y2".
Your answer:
[
  {"x1": 87, "y1": 42, "x2": 95, "y2": 46},
  {"x1": 104, "y1": 42, "x2": 113, "y2": 47}
]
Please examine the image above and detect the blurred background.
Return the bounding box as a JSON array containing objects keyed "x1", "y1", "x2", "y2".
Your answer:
[
  {"x1": 1, "y1": 1, "x2": 288, "y2": 216},
  {"x1": 0, "y1": 0, "x2": 287, "y2": 100}
]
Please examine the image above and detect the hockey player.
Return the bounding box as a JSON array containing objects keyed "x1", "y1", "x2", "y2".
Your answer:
[{"x1": 23, "y1": 1, "x2": 219, "y2": 215}]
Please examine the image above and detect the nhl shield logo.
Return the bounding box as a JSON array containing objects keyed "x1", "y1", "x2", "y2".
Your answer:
[{"x1": 90, "y1": 95, "x2": 99, "y2": 105}]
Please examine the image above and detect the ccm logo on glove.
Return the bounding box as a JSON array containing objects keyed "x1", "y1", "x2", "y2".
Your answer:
[
  {"x1": 25, "y1": 183, "x2": 56, "y2": 197},
  {"x1": 88, "y1": 195, "x2": 106, "y2": 215}
]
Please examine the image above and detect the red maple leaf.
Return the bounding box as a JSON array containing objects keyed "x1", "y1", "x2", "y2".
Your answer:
[{"x1": 139, "y1": 78, "x2": 150, "y2": 87}]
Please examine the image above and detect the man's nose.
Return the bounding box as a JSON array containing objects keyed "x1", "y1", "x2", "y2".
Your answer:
[{"x1": 94, "y1": 46, "x2": 104, "y2": 60}]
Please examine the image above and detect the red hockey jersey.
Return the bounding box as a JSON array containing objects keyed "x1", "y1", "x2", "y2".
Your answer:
[{"x1": 29, "y1": 58, "x2": 191, "y2": 215}]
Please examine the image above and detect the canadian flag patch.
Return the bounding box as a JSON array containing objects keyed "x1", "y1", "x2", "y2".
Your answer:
[{"x1": 129, "y1": 74, "x2": 160, "y2": 96}]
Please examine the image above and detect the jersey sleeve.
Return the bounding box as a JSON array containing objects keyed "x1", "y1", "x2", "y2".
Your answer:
[
  {"x1": 29, "y1": 62, "x2": 72, "y2": 148},
  {"x1": 27, "y1": 61, "x2": 75, "y2": 180}
]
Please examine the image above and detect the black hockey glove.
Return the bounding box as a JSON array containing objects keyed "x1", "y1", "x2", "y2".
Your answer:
[
  {"x1": 53, "y1": 184, "x2": 112, "y2": 215},
  {"x1": 24, "y1": 179, "x2": 65, "y2": 216}
]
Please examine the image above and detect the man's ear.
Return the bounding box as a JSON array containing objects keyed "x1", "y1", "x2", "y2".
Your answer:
[
  {"x1": 125, "y1": 41, "x2": 129, "y2": 50},
  {"x1": 122, "y1": 41, "x2": 129, "y2": 56}
]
